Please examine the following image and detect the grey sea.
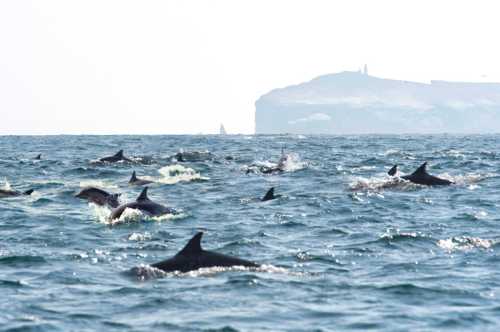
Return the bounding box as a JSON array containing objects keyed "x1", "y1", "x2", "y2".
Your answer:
[{"x1": 1, "y1": 134, "x2": 500, "y2": 331}]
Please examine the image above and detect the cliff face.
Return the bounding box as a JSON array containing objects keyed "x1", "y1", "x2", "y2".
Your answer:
[{"x1": 255, "y1": 71, "x2": 500, "y2": 134}]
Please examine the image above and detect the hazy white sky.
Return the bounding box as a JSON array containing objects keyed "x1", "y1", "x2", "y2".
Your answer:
[{"x1": 1, "y1": 0, "x2": 500, "y2": 134}]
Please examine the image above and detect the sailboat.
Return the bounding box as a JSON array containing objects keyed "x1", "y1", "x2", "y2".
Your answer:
[{"x1": 219, "y1": 123, "x2": 227, "y2": 135}]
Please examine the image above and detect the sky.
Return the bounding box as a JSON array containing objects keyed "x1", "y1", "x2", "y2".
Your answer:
[{"x1": 1, "y1": 0, "x2": 500, "y2": 135}]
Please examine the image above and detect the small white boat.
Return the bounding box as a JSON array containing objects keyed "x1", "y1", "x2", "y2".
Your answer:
[{"x1": 219, "y1": 123, "x2": 227, "y2": 135}]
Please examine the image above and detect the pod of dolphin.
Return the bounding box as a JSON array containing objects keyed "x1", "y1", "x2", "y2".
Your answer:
[{"x1": 2, "y1": 149, "x2": 454, "y2": 275}]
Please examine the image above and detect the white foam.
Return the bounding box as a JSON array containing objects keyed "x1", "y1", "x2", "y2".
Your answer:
[
  {"x1": 279, "y1": 153, "x2": 308, "y2": 172},
  {"x1": 89, "y1": 203, "x2": 113, "y2": 223},
  {"x1": 438, "y1": 172, "x2": 494, "y2": 185},
  {"x1": 105, "y1": 207, "x2": 186, "y2": 226},
  {"x1": 79, "y1": 180, "x2": 119, "y2": 190},
  {"x1": 247, "y1": 153, "x2": 308, "y2": 173},
  {"x1": 132, "y1": 263, "x2": 298, "y2": 281},
  {"x1": 128, "y1": 232, "x2": 152, "y2": 241},
  {"x1": 1, "y1": 179, "x2": 12, "y2": 191},
  {"x1": 348, "y1": 175, "x2": 416, "y2": 192},
  {"x1": 437, "y1": 236, "x2": 495, "y2": 252},
  {"x1": 157, "y1": 165, "x2": 208, "y2": 184}
]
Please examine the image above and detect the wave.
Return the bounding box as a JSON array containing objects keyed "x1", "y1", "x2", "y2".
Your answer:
[
  {"x1": 0, "y1": 255, "x2": 47, "y2": 267},
  {"x1": 79, "y1": 179, "x2": 119, "y2": 190},
  {"x1": 379, "y1": 149, "x2": 416, "y2": 159}
]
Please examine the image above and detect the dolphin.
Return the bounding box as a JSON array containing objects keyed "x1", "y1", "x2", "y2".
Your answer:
[
  {"x1": 109, "y1": 187, "x2": 176, "y2": 220},
  {"x1": 388, "y1": 162, "x2": 453, "y2": 186},
  {"x1": 260, "y1": 165, "x2": 284, "y2": 174},
  {"x1": 261, "y1": 187, "x2": 281, "y2": 201},
  {"x1": 258, "y1": 149, "x2": 291, "y2": 174},
  {"x1": 34, "y1": 154, "x2": 42, "y2": 160},
  {"x1": 0, "y1": 188, "x2": 34, "y2": 198},
  {"x1": 174, "y1": 151, "x2": 214, "y2": 162},
  {"x1": 99, "y1": 150, "x2": 132, "y2": 163},
  {"x1": 129, "y1": 171, "x2": 153, "y2": 186},
  {"x1": 150, "y1": 232, "x2": 260, "y2": 273},
  {"x1": 75, "y1": 187, "x2": 121, "y2": 208},
  {"x1": 388, "y1": 164, "x2": 398, "y2": 176}
]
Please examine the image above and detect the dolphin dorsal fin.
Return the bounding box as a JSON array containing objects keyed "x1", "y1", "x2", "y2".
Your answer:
[
  {"x1": 262, "y1": 187, "x2": 275, "y2": 201},
  {"x1": 130, "y1": 171, "x2": 137, "y2": 182},
  {"x1": 115, "y1": 150, "x2": 124, "y2": 158},
  {"x1": 412, "y1": 162, "x2": 428, "y2": 175},
  {"x1": 388, "y1": 165, "x2": 398, "y2": 176},
  {"x1": 35, "y1": 154, "x2": 41, "y2": 160},
  {"x1": 178, "y1": 232, "x2": 203, "y2": 255},
  {"x1": 136, "y1": 187, "x2": 149, "y2": 201}
]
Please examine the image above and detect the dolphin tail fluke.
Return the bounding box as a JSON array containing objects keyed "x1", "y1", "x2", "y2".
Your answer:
[
  {"x1": 261, "y1": 187, "x2": 276, "y2": 201},
  {"x1": 24, "y1": 189, "x2": 34, "y2": 195},
  {"x1": 178, "y1": 232, "x2": 203, "y2": 255},
  {"x1": 388, "y1": 165, "x2": 398, "y2": 176},
  {"x1": 136, "y1": 187, "x2": 149, "y2": 201}
]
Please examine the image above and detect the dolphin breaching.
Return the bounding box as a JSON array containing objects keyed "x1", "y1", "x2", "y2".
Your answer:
[
  {"x1": 75, "y1": 187, "x2": 121, "y2": 208},
  {"x1": 109, "y1": 187, "x2": 177, "y2": 220}
]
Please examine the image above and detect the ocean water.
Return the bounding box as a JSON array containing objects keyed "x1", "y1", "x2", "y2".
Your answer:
[{"x1": 1, "y1": 134, "x2": 500, "y2": 331}]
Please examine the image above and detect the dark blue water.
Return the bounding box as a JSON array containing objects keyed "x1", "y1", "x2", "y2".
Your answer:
[{"x1": 1, "y1": 134, "x2": 500, "y2": 331}]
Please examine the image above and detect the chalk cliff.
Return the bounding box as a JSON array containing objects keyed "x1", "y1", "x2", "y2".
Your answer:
[{"x1": 255, "y1": 71, "x2": 500, "y2": 134}]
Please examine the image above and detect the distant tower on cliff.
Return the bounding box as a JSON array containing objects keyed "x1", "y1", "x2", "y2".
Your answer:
[{"x1": 363, "y1": 64, "x2": 368, "y2": 75}]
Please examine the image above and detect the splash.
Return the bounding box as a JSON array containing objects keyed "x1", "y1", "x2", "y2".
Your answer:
[
  {"x1": 437, "y1": 236, "x2": 495, "y2": 252},
  {"x1": 244, "y1": 153, "x2": 308, "y2": 174},
  {"x1": 128, "y1": 232, "x2": 152, "y2": 241},
  {"x1": 105, "y1": 207, "x2": 186, "y2": 226},
  {"x1": 89, "y1": 203, "x2": 113, "y2": 223},
  {"x1": 437, "y1": 172, "x2": 495, "y2": 186},
  {"x1": 279, "y1": 153, "x2": 308, "y2": 172},
  {"x1": 348, "y1": 175, "x2": 418, "y2": 192},
  {"x1": 131, "y1": 263, "x2": 299, "y2": 281},
  {"x1": 1, "y1": 179, "x2": 12, "y2": 191},
  {"x1": 157, "y1": 165, "x2": 208, "y2": 184}
]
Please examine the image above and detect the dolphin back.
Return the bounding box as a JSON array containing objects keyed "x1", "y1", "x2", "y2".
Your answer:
[
  {"x1": 151, "y1": 232, "x2": 259, "y2": 273},
  {"x1": 261, "y1": 187, "x2": 276, "y2": 201},
  {"x1": 405, "y1": 162, "x2": 453, "y2": 186}
]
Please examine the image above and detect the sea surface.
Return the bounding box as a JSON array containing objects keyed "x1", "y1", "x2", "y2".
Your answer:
[{"x1": 1, "y1": 134, "x2": 500, "y2": 331}]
